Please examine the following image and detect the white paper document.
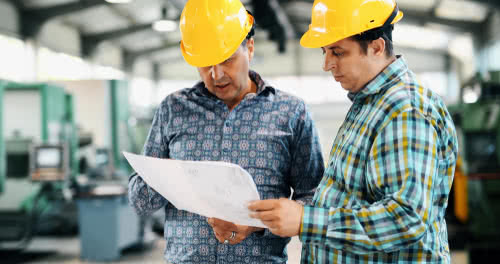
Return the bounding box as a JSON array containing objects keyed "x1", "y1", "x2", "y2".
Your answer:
[{"x1": 123, "y1": 152, "x2": 265, "y2": 228}]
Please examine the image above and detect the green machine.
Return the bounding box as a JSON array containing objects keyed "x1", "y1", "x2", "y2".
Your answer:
[
  {"x1": 109, "y1": 80, "x2": 134, "y2": 174},
  {"x1": 447, "y1": 71, "x2": 500, "y2": 260},
  {"x1": 0, "y1": 79, "x2": 147, "y2": 257},
  {"x1": 0, "y1": 80, "x2": 5, "y2": 195},
  {"x1": 0, "y1": 82, "x2": 78, "y2": 249}
]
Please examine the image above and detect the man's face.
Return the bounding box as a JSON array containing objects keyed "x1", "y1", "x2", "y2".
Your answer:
[
  {"x1": 321, "y1": 38, "x2": 377, "y2": 93},
  {"x1": 198, "y1": 39, "x2": 255, "y2": 109}
]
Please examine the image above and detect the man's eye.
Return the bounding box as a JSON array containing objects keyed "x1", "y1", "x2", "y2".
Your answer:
[{"x1": 333, "y1": 51, "x2": 343, "y2": 57}]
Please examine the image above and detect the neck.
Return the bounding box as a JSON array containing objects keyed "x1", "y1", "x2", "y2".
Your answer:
[{"x1": 227, "y1": 77, "x2": 256, "y2": 111}]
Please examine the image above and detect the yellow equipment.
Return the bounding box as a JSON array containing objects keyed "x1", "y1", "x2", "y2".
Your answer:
[
  {"x1": 179, "y1": 0, "x2": 254, "y2": 67},
  {"x1": 300, "y1": 0, "x2": 403, "y2": 48}
]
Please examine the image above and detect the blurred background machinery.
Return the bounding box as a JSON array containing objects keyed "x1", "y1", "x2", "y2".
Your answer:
[
  {"x1": 0, "y1": 80, "x2": 151, "y2": 261},
  {"x1": 0, "y1": 82, "x2": 78, "y2": 250},
  {"x1": 447, "y1": 71, "x2": 500, "y2": 262}
]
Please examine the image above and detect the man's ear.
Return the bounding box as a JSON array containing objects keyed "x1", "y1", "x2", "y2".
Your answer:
[
  {"x1": 246, "y1": 38, "x2": 255, "y2": 61},
  {"x1": 369, "y1": 37, "x2": 386, "y2": 57}
]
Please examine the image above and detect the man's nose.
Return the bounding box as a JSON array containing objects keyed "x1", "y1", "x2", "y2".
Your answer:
[
  {"x1": 323, "y1": 55, "x2": 335, "y2": 72},
  {"x1": 211, "y1": 64, "x2": 224, "y2": 80}
]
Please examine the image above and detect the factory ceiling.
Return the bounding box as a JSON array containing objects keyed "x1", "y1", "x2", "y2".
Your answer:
[{"x1": 4, "y1": 0, "x2": 497, "y2": 70}]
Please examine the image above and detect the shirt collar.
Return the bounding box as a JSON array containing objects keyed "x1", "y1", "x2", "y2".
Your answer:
[
  {"x1": 194, "y1": 70, "x2": 275, "y2": 98},
  {"x1": 347, "y1": 55, "x2": 408, "y2": 102}
]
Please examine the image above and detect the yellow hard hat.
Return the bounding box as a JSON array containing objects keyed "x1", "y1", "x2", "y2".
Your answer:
[
  {"x1": 179, "y1": 0, "x2": 254, "y2": 67},
  {"x1": 300, "y1": 0, "x2": 403, "y2": 48}
]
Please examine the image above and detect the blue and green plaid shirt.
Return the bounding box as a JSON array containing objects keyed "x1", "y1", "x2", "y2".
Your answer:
[{"x1": 299, "y1": 56, "x2": 458, "y2": 263}]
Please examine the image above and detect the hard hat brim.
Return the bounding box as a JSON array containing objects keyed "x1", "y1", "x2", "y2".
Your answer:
[{"x1": 300, "y1": 10, "x2": 403, "y2": 49}]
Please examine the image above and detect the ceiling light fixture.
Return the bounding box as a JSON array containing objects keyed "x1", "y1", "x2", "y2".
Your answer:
[
  {"x1": 153, "y1": 2, "x2": 177, "y2": 32},
  {"x1": 105, "y1": 0, "x2": 133, "y2": 3}
]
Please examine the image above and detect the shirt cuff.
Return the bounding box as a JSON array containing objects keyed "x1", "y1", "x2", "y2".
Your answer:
[
  {"x1": 299, "y1": 206, "x2": 329, "y2": 244},
  {"x1": 253, "y1": 228, "x2": 270, "y2": 238}
]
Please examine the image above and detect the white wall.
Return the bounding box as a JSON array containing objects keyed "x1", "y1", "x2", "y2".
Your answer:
[
  {"x1": 3, "y1": 90, "x2": 42, "y2": 141},
  {"x1": 57, "y1": 80, "x2": 111, "y2": 148}
]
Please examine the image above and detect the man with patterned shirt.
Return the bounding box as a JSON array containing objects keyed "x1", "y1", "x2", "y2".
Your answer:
[
  {"x1": 128, "y1": 0, "x2": 324, "y2": 263},
  {"x1": 249, "y1": 0, "x2": 458, "y2": 263}
]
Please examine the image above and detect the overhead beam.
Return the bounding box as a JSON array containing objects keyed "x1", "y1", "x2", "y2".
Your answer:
[
  {"x1": 289, "y1": 7, "x2": 482, "y2": 37},
  {"x1": 292, "y1": 0, "x2": 483, "y2": 33},
  {"x1": 123, "y1": 42, "x2": 179, "y2": 72},
  {"x1": 19, "y1": 0, "x2": 111, "y2": 39},
  {"x1": 401, "y1": 9, "x2": 482, "y2": 33},
  {"x1": 251, "y1": 0, "x2": 290, "y2": 53},
  {"x1": 268, "y1": 0, "x2": 296, "y2": 40},
  {"x1": 6, "y1": 0, "x2": 24, "y2": 9},
  {"x1": 169, "y1": 0, "x2": 187, "y2": 11},
  {"x1": 469, "y1": 0, "x2": 500, "y2": 10},
  {"x1": 153, "y1": 56, "x2": 185, "y2": 66},
  {"x1": 81, "y1": 23, "x2": 154, "y2": 57}
]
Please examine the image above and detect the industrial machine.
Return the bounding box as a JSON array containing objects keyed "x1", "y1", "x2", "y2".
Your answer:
[
  {"x1": 447, "y1": 71, "x2": 500, "y2": 261},
  {"x1": 53, "y1": 79, "x2": 151, "y2": 261},
  {"x1": 0, "y1": 80, "x2": 148, "y2": 260},
  {"x1": 0, "y1": 82, "x2": 78, "y2": 250}
]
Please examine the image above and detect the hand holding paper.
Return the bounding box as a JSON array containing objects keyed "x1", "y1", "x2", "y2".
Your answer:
[{"x1": 123, "y1": 152, "x2": 265, "y2": 228}]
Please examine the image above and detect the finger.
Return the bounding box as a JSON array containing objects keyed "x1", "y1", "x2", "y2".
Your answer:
[
  {"x1": 212, "y1": 227, "x2": 230, "y2": 239},
  {"x1": 249, "y1": 210, "x2": 279, "y2": 221},
  {"x1": 261, "y1": 220, "x2": 278, "y2": 229},
  {"x1": 229, "y1": 232, "x2": 245, "y2": 245},
  {"x1": 212, "y1": 218, "x2": 234, "y2": 227},
  {"x1": 212, "y1": 219, "x2": 237, "y2": 230},
  {"x1": 248, "y1": 199, "x2": 278, "y2": 211},
  {"x1": 214, "y1": 232, "x2": 225, "y2": 243},
  {"x1": 268, "y1": 227, "x2": 282, "y2": 237}
]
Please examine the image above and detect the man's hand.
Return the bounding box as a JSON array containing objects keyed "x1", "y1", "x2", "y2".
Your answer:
[
  {"x1": 248, "y1": 198, "x2": 303, "y2": 237},
  {"x1": 207, "y1": 218, "x2": 263, "y2": 245}
]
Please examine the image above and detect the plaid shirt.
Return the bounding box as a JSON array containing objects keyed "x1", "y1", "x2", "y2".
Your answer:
[{"x1": 299, "y1": 56, "x2": 458, "y2": 263}]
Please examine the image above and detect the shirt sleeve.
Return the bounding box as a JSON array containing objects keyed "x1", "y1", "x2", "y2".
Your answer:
[
  {"x1": 128, "y1": 103, "x2": 169, "y2": 216},
  {"x1": 289, "y1": 102, "x2": 325, "y2": 205},
  {"x1": 256, "y1": 102, "x2": 324, "y2": 238},
  {"x1": 300, "y1": 108, "x2": 439, "y2": 254}
]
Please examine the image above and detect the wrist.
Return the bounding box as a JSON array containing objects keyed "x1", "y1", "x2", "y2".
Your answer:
[{"x1": 252, "y1": 227, "x2": 264, "y2": 233}]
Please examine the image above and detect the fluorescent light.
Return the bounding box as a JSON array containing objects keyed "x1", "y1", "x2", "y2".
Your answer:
[
  {"x1": 436, "y1": 0, "x2": 488, "y2": 22},
  {"x1": 153, "y1": 20, "x2": 177, "y2": 32},
  {"x1": 393, "y1": 24, "x2": 450, "y2": 50},
  {"x1": 105, "y1": 0, "x2": 133, "y2": 3}
]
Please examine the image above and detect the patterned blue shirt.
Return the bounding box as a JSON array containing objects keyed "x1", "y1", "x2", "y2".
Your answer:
[
  {"x1": 300, "y1": 57, "x2": 458, "y2": 263},
  {"x1": 129, "y1": 71, "x2": 324, "y2": 263}
]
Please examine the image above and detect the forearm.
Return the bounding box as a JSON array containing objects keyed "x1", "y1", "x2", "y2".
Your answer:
[
  {"x1": 300, "y1": 197, "x2": 426, "y2": 254},
  {"x1": 128, "y1": 172, "x2": 168, "y2": 215}
]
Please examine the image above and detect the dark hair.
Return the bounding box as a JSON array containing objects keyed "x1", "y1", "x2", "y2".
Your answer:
[
  {"x1": 351, "y1": 25, "x2": 394, "y2": 57},
  {"x1": 241, "y1": 10, "x2": 256, "y2": 47}
]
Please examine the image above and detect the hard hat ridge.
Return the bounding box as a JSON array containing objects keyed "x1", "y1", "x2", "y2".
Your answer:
[{"x1": 179, "y1": 0, "x2": 254, "y2": 67}]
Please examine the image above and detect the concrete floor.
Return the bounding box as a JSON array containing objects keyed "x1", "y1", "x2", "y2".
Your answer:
[{"x1": 1, "y1": 235, "x2": 468, "y2": 264}]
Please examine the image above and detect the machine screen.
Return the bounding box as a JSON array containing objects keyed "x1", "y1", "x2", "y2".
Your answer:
[{"x1": 36, "y1": 147, "x2": 62, "y2": 168}]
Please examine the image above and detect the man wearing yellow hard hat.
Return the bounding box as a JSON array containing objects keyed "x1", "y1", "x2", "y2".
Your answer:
[
  {"x1": 128, "y1": 0, "x2": 325, "y2": 263},
  {"x1": 249, "y1": 0, "x2": 458, "y2": 263}
]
